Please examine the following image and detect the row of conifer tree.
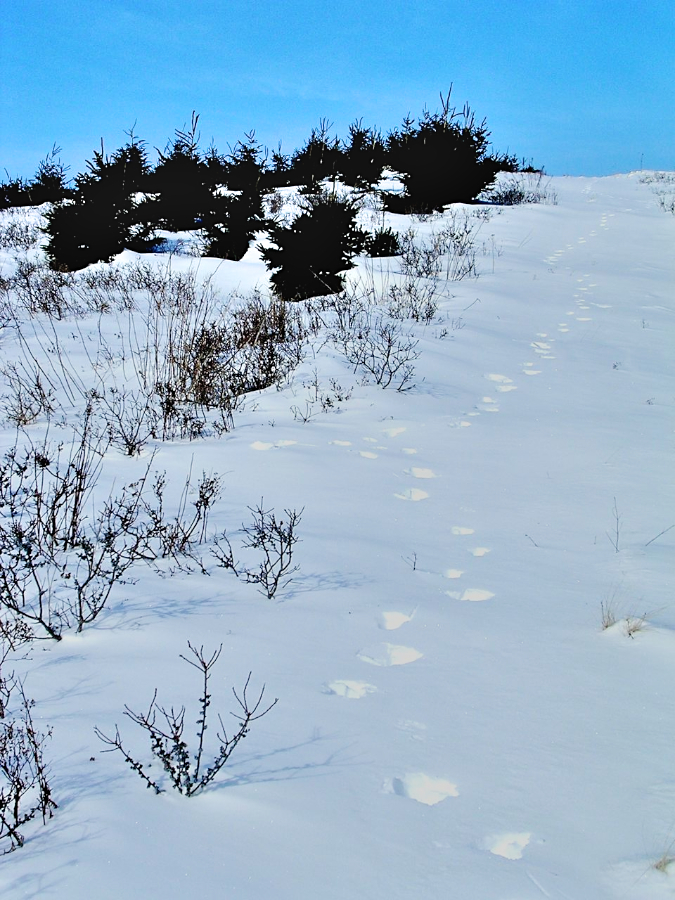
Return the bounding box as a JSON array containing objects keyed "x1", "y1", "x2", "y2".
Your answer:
[{"x1": 1, "y1": 93, "x2": 529, "y2": 288}]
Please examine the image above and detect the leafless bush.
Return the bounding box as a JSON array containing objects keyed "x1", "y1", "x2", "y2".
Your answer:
[
  {"x1": 212, "y1": 500, "x2": 303, "y2": 598},
  {"x1": 657, "y1": 194, "x2": 675, "y2": 215},
  {"x1": 399, "y1": 214, "x2": 479, "y2": 281},
  {"x1": 0, "y1": 411, "x2": 221, "y2": 637},
  {"x1": 10, "y1": 259, "x2": 77, "y2": 319},
  {"x1": 0, "y1": 619, "x2": 33, "y2": 656},
  {"x1": 126, "y1": 284, "x2": 307, "y2": 441},
  {"x1": 141, "y1": 469, "x2": 221, "y2": 571},
  {"x1": 332, "y1": 308, "x2": 420, "y2": 391},
  {"x1": 240, "y1": 502, "x2": 303, "y2": 598},
  {"x1": 0, "y1": 426, "x2": 224, "y2": 638},
  {"x1": 0, "y1": 211, "x2": 42, "y2": 252},
  {"x1": 3, "y1": 259, "x2": 225, "y2": 322},
  {"x1": 487, "y1": 172, "x2": 558, "y2": 206},
  {"x1": 218, "y1": 290, "x2": 309, "y2": 396},
  {"x1": 2, "y1": 263, "x2": 309, "y2": 447},
  {"x1": 386, "y1": 279, "x2": 439, "y2": 322},
  {"x1": 95, "y1": 642, "x2": 277, "y2": 796},
  {"x1": 0, "y1": 673, "x2": 56, "y2": 854},
  {"x1": 0, "y1": 361, "x2": 56, "y2": 425},
  {"x1": 641, "y1": 172, "x2": 675, "y2": 214},
  {"x1": 0, "y1": 427, "x2": 147, "y2": 640},
  {"x1": 98, "y1": 388, "x2": 160, "y2": 456}
]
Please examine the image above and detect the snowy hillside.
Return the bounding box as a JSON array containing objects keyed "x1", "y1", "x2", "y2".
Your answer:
[{"x1": 0, "y1": 172, "x2": 674, "y2": 899}]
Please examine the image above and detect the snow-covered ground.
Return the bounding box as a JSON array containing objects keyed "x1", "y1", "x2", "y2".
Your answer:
[{"x1": 0, "y1": 172, "x2": 674, "y2": 898}]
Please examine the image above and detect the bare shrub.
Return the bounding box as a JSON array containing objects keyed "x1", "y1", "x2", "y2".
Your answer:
[
  {"x1": 10, "y1": 259, "x2": 76, "y2": 319},
  {"x1": 212, "y1": 500, "x2": 303, "y2": 598},
  {"x1": 126, "y1": 283, "x2": 307, "y2": 441},
  {"x1": 0, "y1": 361, "x2": 56, "y2": 425},
  {"x1": 0, "y1": 672, "x2": 56, "y2": 854},
  {"x1": 98, "y1": 388, "x2": 160, "y2": 456},
  {"x1": 141, "y1": 469, "x2": 221, "y2": 571},
  {"x1": 399, "y1": 214, "x2": 478, "y2": 282},
  {"x1": 488, "y1": 172, "x2": 558, "y2": 206},
  {"x1": 386, "y1": 279, "x2": 439, "y2": 322},
  {"x1": 95, "y1": 642, "x2": 277, "y2": 796},
  {"x1": 0, "y1": 424, "x2": 225, "y2": 639},
  {"x1": 0, "y1": 430, "x2": 145, "y2": 640},
  {"x1": 0, "y1": 211, "x2": 42, "y2": 252},
  {"x1": 240, "y1": 502, "x2": 303, "y2": 598},
  {"x1": 332, "y1": 307, "x2": 420, "y2": 391}
]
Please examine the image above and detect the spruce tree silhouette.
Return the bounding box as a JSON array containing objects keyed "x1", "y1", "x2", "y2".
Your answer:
[
  {"x1": 45, "y1": 135, "x2": 154, "y2": 271},
  {"x1": 260, "y1": 190, "x2": 366, "y2": 301},
  {"x1": 385, "y1": 88, "x2": 505, "y2": 213}
]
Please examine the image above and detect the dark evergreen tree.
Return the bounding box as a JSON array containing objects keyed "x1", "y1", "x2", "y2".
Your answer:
[
  {"x1": 0, "y1": 175, "x2": 30, "y2": 211},
  {"x1": 201, "y1": 132, "x2": 267, "y2": 261},
  {"x1": 384, "y1": 89, "x2": 506, "y2": 212},
  {"x1": 0, "y1": 146, "x2": 70, "y2": 209},
  {"x1": 364, "y1": 227, "x2": 401, "y2": 257},
  {"x1": 288, "y1": 120, "x2": 343, "y2": 191},
  {"x1": 260, "y1": 144, "x2": 293, "y2": 191},
  {"x1": 260, "y1": 190, "x2": 366, "y2": 301},
  {"x1": 340, "y1": 120, "x2": 386, "y2": 188},
  {"x1": 146, "y1": 113, "x2": 217, "y2": 231},
  {"x1": 28, "y1": 145, "x2": 71, "y2": 205},
  {"x1": 223, "y1": 131, "x2": 266, "y2": 193},
  {"x1": 202, "y1": 190, "x2": 265, "y2": 261},
  {"x1": 45, "y1": 136, "x2": 154, "y2": 271}
]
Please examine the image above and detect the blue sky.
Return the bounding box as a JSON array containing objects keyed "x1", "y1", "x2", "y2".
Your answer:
[{"x1": 1, "y1": 0, "x2": 673, "y2": 182}]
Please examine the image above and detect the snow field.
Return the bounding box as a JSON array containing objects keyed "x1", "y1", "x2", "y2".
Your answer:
[{"x1": 0, "y1": 172, "x2": 674, "y2": 898}]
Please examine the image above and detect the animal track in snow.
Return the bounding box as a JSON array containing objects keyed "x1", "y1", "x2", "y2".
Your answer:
[
  {"x1": 445, "y1": 568, "x2": 464, "y2": 579},
  {"x1": 481, "y1": 396, "x2": 500, "y2": 412},
  {"x1": 396, "y1": 720, "x2": 427, "y2": 741},
  {"x1": 386, "y1": 773, "x2": 459, "y2": 805},
  {"x1": 325, "y1": 680, "x2": 377, "y2": 699},
  {"x1": 522, "y1": 369, "x2": 541, "y2": 376},
  {"x1": 330, "y1": 440, "x2": 352, "y2": 446},
  {"x1": 394, "y1": 488, "x2": 429, "y2": 502},
  {"x1": 251, "y1": 439, "x2": 298, "y2": 451},
  {"x1": 359, "y1": 451, "x2": 378, "y2": 459},
  {"x1": 485, "y1": 374, "x2": 513, "y2": 384},
  {"x1": 470, "y1": 547, "x2": 490, "y2": 557},
  {"x1": 451, "y1": 526, "x2": 475, "y2": 535},
  {"x1": 408, "y1": 467, "x2": 435, "y2": 479},
  {"x1": 382, "y1": 426, "x2": 407, "y2": 438},
  {"x1": 401, "y1": 447, "x2": 417, "y2": 455},
  {"x1": 496, "y1": 384, "x2": 517, "y2": 393},
  {"x1": 380, "y1": 611, "x2": 414, "y2": 630},
  {"x1": 446, "y1": 588, "x2": 495, "y2": 602},
  {"x1": 358, "y1": 643, "x2": 423, "y2": 666},
  {"x1": 363, "y1": 437, "x2": 378, "y2": 443},
  {"x1": 486, "y1": 832, "x2": 531, "y2": 860}
]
